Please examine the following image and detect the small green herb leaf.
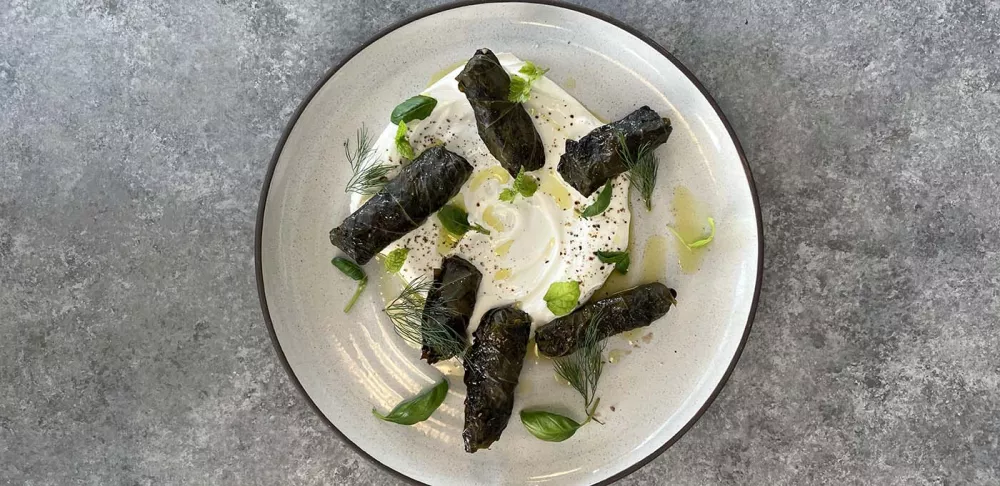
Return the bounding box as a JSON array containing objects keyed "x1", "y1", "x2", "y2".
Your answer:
[
  {"x1": 668, "y1": 217, "x2": 716, "y2": 251},
  {"x1": 390, "y1": 95, "x2": 438, "y2": 125},
  {"x1": 508, "y1": 61, "x2": 549, "y2": 103},
  {"x1": 331, "y1": 257, "x2": 367, "y2": 312},
  {"x1": 520, "y1": 410, "x2": 583, "y2": 442},
  {"x1": 580, "y1": 181, "x2": 613, "y2": 218},
  {"x1": 519, "y1": 61, "x2": 549, "y2": 79},
  {"x1": 544, "y1": 281, "x2": 580, "y2": 316},
  {"x1": 499, "y1": 168, "x2": 538, "y2": 203},
  {"x1": 514, "y1": 168, "x2": 538, "y2": 197},
  {"x1": 384, "y1": 248, "x2": 409, "y2": 274},
  {"x1": 372, "y1": 379, "x2": 448, "y2": 425},
  {"x1": 394, "y1": 121, "x2": 415, "y2": 159},
  {"x1": 509, "y1": 76, "x2": 531, "y2": 103},
  {"x1": 594, "y1": 251, "x2": 630, "y2": 274},
  {"x1": 437, "y1": 205, "x2": 490, "y2": 237}
]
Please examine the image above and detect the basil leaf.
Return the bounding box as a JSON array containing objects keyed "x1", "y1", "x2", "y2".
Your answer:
[
  {"x1": 390, "y1": 95, "x2": 437, "y2": 125},
  {"x1": 594, "y1": 250, "x2": 630, "y2": 274},
  {"x1": 384, "y1": 248, "x2": 408, "y2": 274},
  {"x1": 437, "y1": 204, "x2": 490, "y2": 236},
  {"x1": 437, "y1": 205, "x2": 470, "y2": 235},
  {"x1": 331, "y1": 257, "x2": 365, "y2": 281},
  {"x1": 544, "y1": 281, "x2": 580, "y2": 316},
  {"x1": 373, "y1": 379, "x2": 448, "y2": 425},
  {"x1": 579, "y1": 181, "x2": 613, "y2": 218},
  {"x1": 520, "y1": 410, "x2": 583, "y2": 442},
  {"x1": 394, "y1": 121, "x2": 415, "y2": 159}
]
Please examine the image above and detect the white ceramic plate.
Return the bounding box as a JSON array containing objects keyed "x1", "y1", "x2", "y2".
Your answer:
[{"x1": 256, "y1": 2, "x2": 762, "y2": 485}]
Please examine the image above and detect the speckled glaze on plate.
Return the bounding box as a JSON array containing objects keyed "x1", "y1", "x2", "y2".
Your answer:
[{"x1": 255, "y1": 2, "x2": 762, "y2": 485}]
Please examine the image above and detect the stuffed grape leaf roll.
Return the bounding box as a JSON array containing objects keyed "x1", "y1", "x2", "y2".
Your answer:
[
  {"x1": 421, "y1": 256, "x2": 482, "y2": 364},
  {"x1": 456, "y1": 48, "x2": 545, "y2": 176},
  {"x1": 557, "y1": 106, "x2": 672, "y2": 197},
  {"x1": 329, "y1": 146, "x2": 473, "y2": 264},
  {"x1": 463, "y1": 305, "x2": 531, "y2": 453},
  {"x1": 535, "y1": 283, "x2": 677, "y2": 357}
]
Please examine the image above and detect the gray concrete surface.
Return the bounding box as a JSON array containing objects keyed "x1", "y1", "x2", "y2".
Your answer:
[{"x1": 2, "y1": 0, "x2": 998, "y2": 484}]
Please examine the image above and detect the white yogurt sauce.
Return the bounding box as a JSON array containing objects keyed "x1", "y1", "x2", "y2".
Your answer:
[{"x1": 351, "y1": 53, "x2": 630, "y2": 332}]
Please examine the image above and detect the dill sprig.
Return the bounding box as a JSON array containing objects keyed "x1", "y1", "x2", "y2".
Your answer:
[
  {"x1": 616, "y1": 131, "x2": 659, "y2": 211},
  {"x1": 345, "y1": 125, "x2": 393, "y2": 196},
  {"x1": 554, "y1": 309, "x2": 607, "y2": 409},
  {"x1": 384, "y1": 276, "x2": 468, "y2": 361}
]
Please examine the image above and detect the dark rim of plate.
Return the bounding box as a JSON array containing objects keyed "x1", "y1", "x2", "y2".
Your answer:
[{"x1": 254, "y1": 1, "x2": 764, "y2": 484}]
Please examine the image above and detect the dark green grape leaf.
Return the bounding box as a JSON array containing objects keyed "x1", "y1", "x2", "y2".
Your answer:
[
  {"x1": 594, "y1": 250, "x2": 630, "y2": 274},
  {"x1": 520, "y1": 410, "x2": 583, "y2": 442},
  {"x1": 373, "y1": 379, "x2": 449, "y2": 425},
  {"x1": 390, "y1": 95, "x2": 438, "y2": 125},
  {"x1": 579, "y1": 181, "x2": 613, "y2": 219},
  {"x1": 457, "y1": 49, "x2": 546, "y2": 174}
]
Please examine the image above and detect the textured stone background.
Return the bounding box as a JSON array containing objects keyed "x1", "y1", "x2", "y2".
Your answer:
[{"x1": 2, "y1": 0, "x2": 999, "y2": 484}]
